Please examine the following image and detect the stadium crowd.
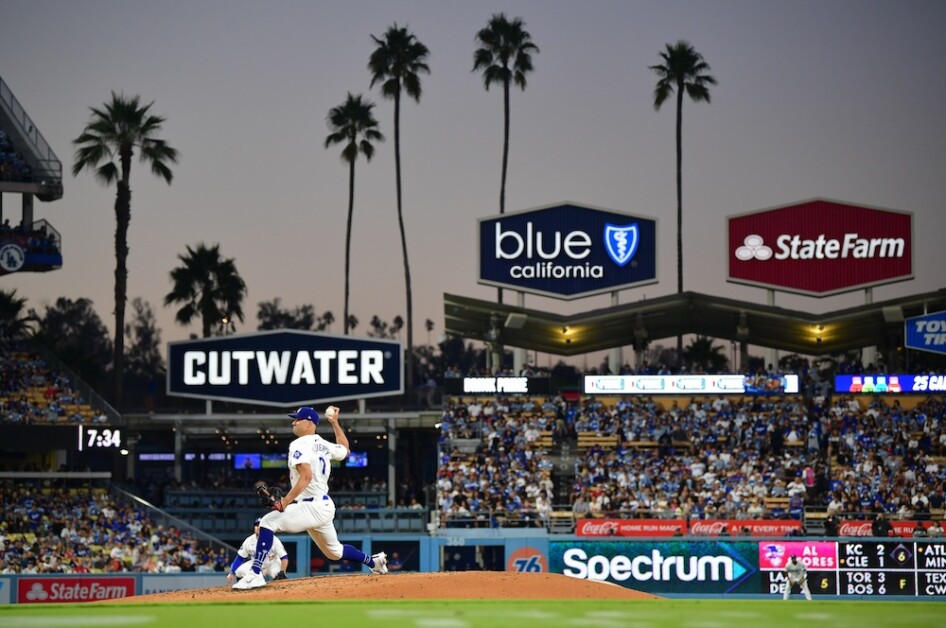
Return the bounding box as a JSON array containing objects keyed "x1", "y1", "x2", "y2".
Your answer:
[
  {"x1": 436, "y1": 372, "x2": 946, "y2": 532},
  {"x1": 0, "y1": 481, "x2": 227, "y2": 574},
  {"x1": 0, "y1": 342, "x2": 105, "y2": 424},
  {"x1": 0, "y1": 128, "x2": 32, "y2": 183}
]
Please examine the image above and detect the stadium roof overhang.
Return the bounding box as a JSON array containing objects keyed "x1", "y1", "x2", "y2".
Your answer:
[{"x1": 444, "y1": 289, "x2": 946, "y2": 357}]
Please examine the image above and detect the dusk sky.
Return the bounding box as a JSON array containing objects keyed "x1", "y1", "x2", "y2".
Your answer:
[{"x1": 2, "y1": 1, "x2": 945, "y2": 367}]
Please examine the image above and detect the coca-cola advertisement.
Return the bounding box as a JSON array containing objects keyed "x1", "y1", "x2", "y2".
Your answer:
[
  {"x1": 838, "y1": 520, "x2": 923, "y2": 538},
  {"x1": 17, "y1": 576, "x2": 135, "y2": 603},
  {"x1": 576, "y1": 518, "x2": 685, "y2": 537},
  {"x1": 690, "y1": 519, "x2": 804, "y2": 537}
]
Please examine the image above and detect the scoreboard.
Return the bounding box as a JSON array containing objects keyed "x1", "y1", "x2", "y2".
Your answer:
[{"x1": 762, "y1": 540, "x2": 946, "y2": 597}]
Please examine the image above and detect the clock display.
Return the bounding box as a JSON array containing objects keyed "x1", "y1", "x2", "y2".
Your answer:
[{"x1": 77, "y1": 426, "x2": 122, "y2": 451}]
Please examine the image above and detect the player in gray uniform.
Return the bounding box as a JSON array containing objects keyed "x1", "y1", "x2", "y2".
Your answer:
[
  {"x1": 227, "y1": 518, "x2": 288, "y2": 584},
  {"x1": 783, "y1": 554, "x2": 812, "y2": 600},
  {"x1": 233, "y1": 405, "x2": 387, "y2": 590}
]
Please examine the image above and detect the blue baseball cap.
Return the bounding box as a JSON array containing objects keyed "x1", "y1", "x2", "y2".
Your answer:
[{"x1": 289, "y1": 406, "x2": 319, "y2": 424}]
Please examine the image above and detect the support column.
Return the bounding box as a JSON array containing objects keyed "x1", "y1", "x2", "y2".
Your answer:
[
  {"x1": 514, "y1": 292, "x2": 526, "y2": 375},
  {"x1": 609, "y1": 291, "x2": 623, "y2": 374},
  {"x1": 387, "y1": 418, "x2": 397, "y2": 507},
  {"x1": 764, "y1": 289, "x2": 779, "y2": 371},
  {"x1": 174, "y1": 421, "x2": 183, "y2": 482},
  {"x1": 862, "y1": 288, "x2": 877, "y2": 368}
]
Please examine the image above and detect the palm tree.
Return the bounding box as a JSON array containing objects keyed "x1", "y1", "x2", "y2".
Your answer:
[
  {"x1": 72, "y1": 92, "x2": 178, "y2": 409},
  {"x1": 473, "y1": 13, "x2": 539, "y2": 218},
  {"x1": 164, "y1": 243, "x2": 247, "y2": 338},
  {"x1": 324, "y1": 93, "x2": 384, "y2": 336},
  {"x1": 0, "y1": 288, "x2": 34, "y2": 341},
  {"x1": 368, "y1": 23, "x2": 430, "y2": 394},
  {"x1": 650, "y1": 41, "x2": 716, "y2": 365}
]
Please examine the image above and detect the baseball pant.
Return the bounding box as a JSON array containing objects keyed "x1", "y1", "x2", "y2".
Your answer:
[
  {"x1": 260, "y1": 496, "x2": 345, "y2": 560},
  {"x1": 235, "y1": 560, "x2": 281, "y2": 580},
  {"x1": 783, "y1": 579, "x2": 812, "y2": 600}
]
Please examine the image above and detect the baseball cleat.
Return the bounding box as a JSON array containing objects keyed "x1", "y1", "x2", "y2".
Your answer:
[
  {"x1": 233, "y1": 571, "x2": 266, "y2": 590},
  {"x1": 370, "y1": 552, "x2": 388, "y2": 575}
]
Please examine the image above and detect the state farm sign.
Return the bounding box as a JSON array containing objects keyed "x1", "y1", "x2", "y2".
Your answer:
[{"x1": 727, "y1": 198, "x2": 913, "y2": 295}]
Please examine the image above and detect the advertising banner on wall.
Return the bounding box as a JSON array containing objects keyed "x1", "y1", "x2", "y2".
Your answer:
[
  {"x1": 550, "y1": 538, "x2": 946, "y2": 597},
  {"x1": 835, "y1": 373, "x2": 946, "y2": 394},
  {"x1": 584, "y1": 374, "x2": 799, "y2": 395},
  {"x1": 727, "y1": 198, "x2": 912, "y2": 296},
  {"x1": 478, "y1": 202, "x2": 657, "y2": 299},
  {"x1": 905, "y1": 310, "x2": 946, "y2": 355},
  {"x1": 167, "y1": 330, "x2": 403, "y2": 407},
  {"x1": 16, "y1": 576, "x2": 135, "y2": 603}
]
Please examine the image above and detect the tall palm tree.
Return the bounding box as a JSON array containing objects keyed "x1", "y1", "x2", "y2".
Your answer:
[
  {"x1": 72, "y1": 92, "x2": 178, "y2": 409},
  {"x1": 324, "y1": 93, "x2": 384, "y2": 336},
  {"x1": 164, "y1": 243, "x2": 247, "y2": 338},
  {"x1": 368, "y1": 23, "x2": 430, "y2": 394},
  {"x1": 474, "y1": 13, "x2": 539, "y2": 307},
  {"x1": 650, "y1": 41, "x2": 716, "y2": 365},
  {"x1": 473, "y1": 13, "x2": 539, "y2": 217}
]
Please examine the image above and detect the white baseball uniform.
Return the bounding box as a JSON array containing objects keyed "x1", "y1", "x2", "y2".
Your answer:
[
  {"x1": 259, "y1": 432, "x2": 349, "y2": 560},
  {"x1": 233, "y1": 533, "x2": 287, "y2": 580},
  {"x1": 783, "y1": 558, "x2": 812, "y2": 600}
]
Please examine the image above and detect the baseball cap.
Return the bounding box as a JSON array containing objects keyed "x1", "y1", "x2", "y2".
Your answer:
[{"x1": 289, "y1": 406, "x2": 319, "y2": 424}]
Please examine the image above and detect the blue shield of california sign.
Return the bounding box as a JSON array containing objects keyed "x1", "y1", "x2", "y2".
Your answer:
[
  {"x1": 167, "y1": 330, "x2": 404, "y2": 406},
  {"x1": 478, "y1": 202, "x2": 657, "y2": 299},
  {"x1": 904, "y1": 311, "x2": 946, "y2": 355}
]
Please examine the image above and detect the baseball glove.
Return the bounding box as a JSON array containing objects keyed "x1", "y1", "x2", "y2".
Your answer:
[
  {"x1": 274, "y1": 570, "x2": 288, "y2": 580},
  {"x1": 254, "y1": 481, "x2": 285, "y2": 512}
]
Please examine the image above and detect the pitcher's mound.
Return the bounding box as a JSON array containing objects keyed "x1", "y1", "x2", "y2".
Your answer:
[{"x1": 128, "y1": 572, "x2": 661, "y2": 602}]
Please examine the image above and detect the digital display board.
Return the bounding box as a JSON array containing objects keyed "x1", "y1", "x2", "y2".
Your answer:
[
  {"x1": 834, "y1": 374, "x2": 946, "y2": 394},
  {"x1": 584, "y1": 374, "x2": 799, "y2": 395}
]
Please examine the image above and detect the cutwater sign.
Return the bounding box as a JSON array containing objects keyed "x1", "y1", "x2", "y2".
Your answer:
[
  {"x1": 905, "y1": 311, "x2": 946, "y2": 355},
  {"x1": 167, "y1": 330, "x2": 403, "y2": 406},
  {"x1": 478, "y1": 202, "x2": 657, "y2": 299}
]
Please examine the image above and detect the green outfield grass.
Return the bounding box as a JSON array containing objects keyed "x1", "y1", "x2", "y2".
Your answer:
[{"x1": 1, "y1": 599, "x2": 943, "y2": 627}]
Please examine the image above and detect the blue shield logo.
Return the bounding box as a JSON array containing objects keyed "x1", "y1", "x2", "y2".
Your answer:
[{"x1": 604, "y1": 224, "x2": 639, "y2": 267}]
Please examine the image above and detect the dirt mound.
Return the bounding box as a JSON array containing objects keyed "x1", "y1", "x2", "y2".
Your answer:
[{"x1": 121, "y1": 572, "x2": 661, "y2": 602}]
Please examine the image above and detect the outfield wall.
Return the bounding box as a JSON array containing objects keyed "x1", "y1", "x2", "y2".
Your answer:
[{"x1": 3, "y1": 534, "x2": 945, "y2": 603}]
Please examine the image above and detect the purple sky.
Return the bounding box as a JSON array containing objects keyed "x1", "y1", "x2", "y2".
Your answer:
[{"x1": 2, "y1": 1, "x2": 944, "y2": 367}]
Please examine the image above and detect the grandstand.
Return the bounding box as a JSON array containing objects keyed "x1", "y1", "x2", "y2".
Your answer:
[{"x1": 0, "y1": 74, "x2": 63, "y2": 277}]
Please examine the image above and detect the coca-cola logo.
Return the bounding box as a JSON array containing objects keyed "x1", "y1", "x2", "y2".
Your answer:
[
  {"x1": 577, "y1": 520, "x2": 619, "y2": 536},
  {"x1": 690, "y1": 521, "x2": 729, "y2": 535},
  {"x1": 838, "y1": 522, "x2": 873, "y2": 536}
]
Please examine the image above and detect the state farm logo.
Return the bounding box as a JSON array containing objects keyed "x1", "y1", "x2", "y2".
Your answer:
[
  {"x1": 24, "y1": 582, "x2": 49, "y2": 601},
  {"x1": 734, "y1": 235, "x2": 772, "y2": 261},
  {"x1": 727, "y1": 199, "x2": 913, "y2": 295},
  {"x1": 18, "y1": 577, "x2": 134, "y2": 603},
  {"x1": 733, "y1": 232, "x2": 904, "y2": 261}
]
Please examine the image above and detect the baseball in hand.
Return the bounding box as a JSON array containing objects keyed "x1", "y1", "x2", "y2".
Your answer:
[{"x1": 325, "y1": 406, "x2": 339, "y2": 420}]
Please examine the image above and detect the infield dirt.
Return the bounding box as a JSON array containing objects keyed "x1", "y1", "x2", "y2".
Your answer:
[{"x1": 117, "y1": 572, "x2": 661, "y2": 602}]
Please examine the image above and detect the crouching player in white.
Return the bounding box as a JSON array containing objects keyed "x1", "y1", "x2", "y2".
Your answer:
[
  {"x1": 783, "y1": 555, "x2": 812, "y2": 600},
  {"x1": 227, "y1": 518, "x2": 288, "y2": 585},
  {"x1": 232, "y1": 406, "x2": 387, "y2": 590}
]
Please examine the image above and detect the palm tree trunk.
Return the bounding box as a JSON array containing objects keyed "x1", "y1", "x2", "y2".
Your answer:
[
  {"x1": 497, "y1": 78, "x2": 512, "y2": 306},
  {"x1": 393, "y1": 93, "x2": 415, "y2": 395},
  {"x1": 344, "y1": 159, "x2": 355, "y2": 335},
  {"x1": 113, "y1": 180, "x2": 131, "y2": 411},
  {"x1": 675, "y1": 85, "x2": 684, "y2": 368}
]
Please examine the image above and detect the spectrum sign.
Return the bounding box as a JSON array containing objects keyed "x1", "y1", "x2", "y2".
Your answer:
[
  {"x1": 478, "y1": 202, "x2": 657, "y2": 299},
  {"x1": 727, "y1": 198, "x2": 913, "y2": 296}
]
